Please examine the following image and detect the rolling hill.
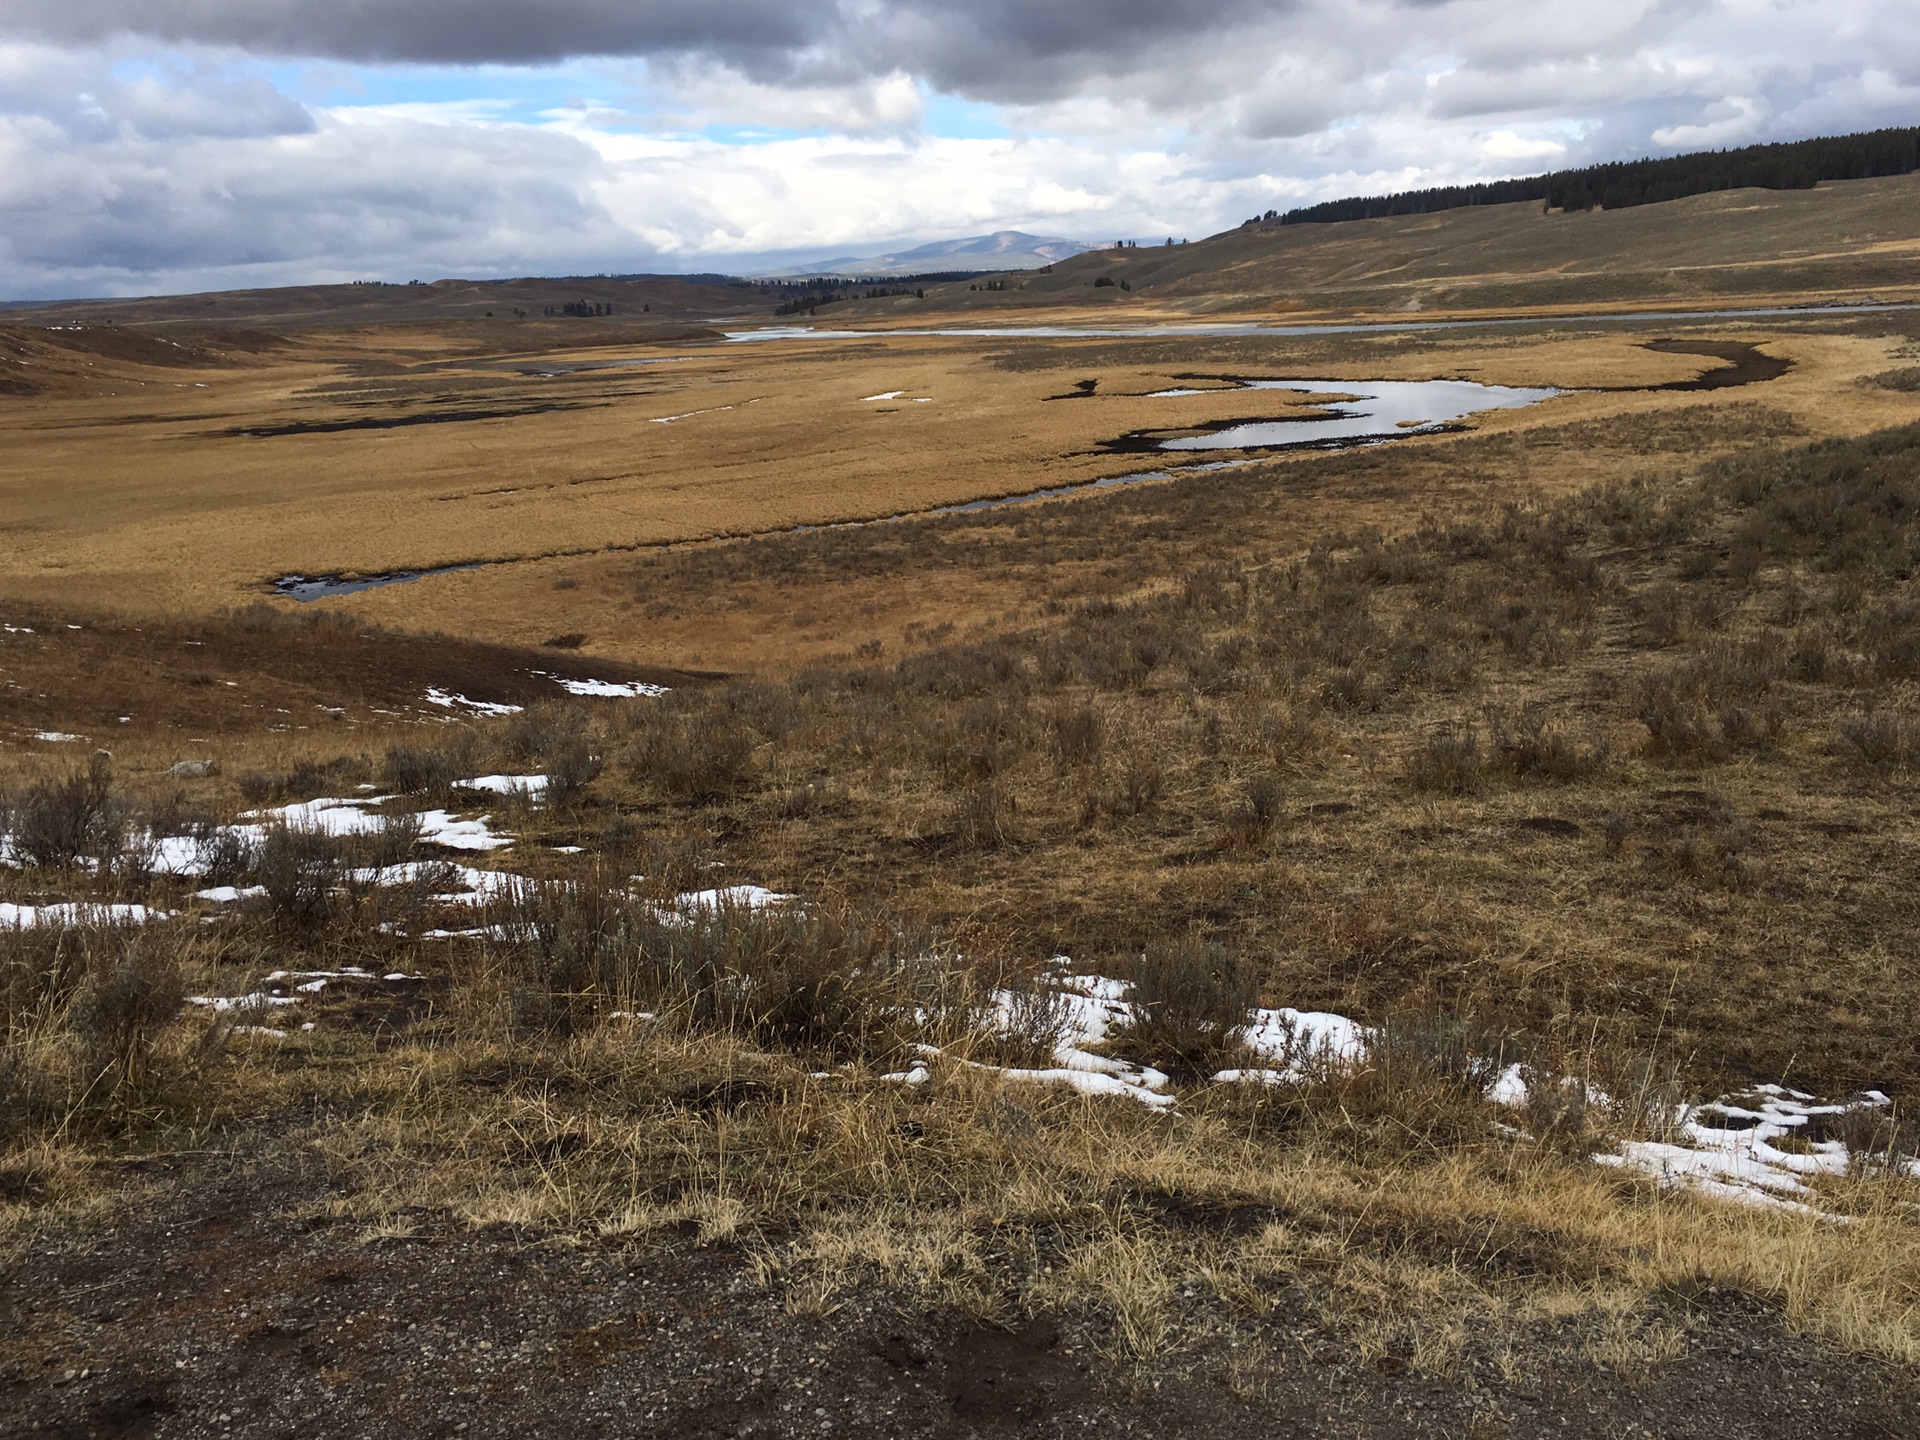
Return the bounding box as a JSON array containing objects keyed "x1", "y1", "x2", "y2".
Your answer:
[{"x1": 864, "y1": 170, "x2": 1920, "y2": 318}]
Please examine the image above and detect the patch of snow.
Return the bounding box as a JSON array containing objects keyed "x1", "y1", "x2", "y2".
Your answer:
[
  {"x1": 188, "y1": 992, "x2": 297, "y2": 1013},
  {"x1": 234, "y1": 798, "x2": 513, "y2": 852},
  {"x1": 669, "y1": 885, "x2": 794, "y2": 914},
  {"x1": 352, "y1": 862, "x2": 522, "y2": 911},
  {"x1": 990, "y1": 1065, "x2": 1176, "y2": 1108},
  {"x1": 1590, "y1": 1084, "x2": 1897, "y2": 1215},
  {"x1": 458, "y1": 774, "x2": 549, "y2": 798},
  {"x1": 1487, "y1": 1062, "x2": 1530, "y2": 1109},
  {"x1": 1242, "y1": 1007, "x2": 1369, "y2": 1075},
  {"x1": 1057, "y1": 973, "x2": 1128, "y2": 1003},
  {"x1": 194, "y1": 885, "x2": 267, "y2": 903},
  {"x1": 862, "y1": 391, "x2": 905, "y2": 402},
  {"x1": 415, "y1": 810, "x2": 514, "y2": 851},
  {"x1": 189, "y1": 965, "x2": 426, "y2": 1017},
  {"x1": 895, "y1": 973, "x2": 1176, "y2": 1110},
  {"x1": 33, "y1": 731, "x2": 83, "y2": 743},
  {"x1": 651, "y1": 405, "x2": 734, "y2": 424},
  {"x1": 544, "y1": 676, "x2": 669, "y2": 699},
  {"x1": 247, "y1": 796, "x2": 391, "y2": 837},
  {"x1": 424, "y1": 688, "x2": 523, "y2": 717},
  {"x1": 149, "y1": 835, "x2": 208, "y2": 876}
]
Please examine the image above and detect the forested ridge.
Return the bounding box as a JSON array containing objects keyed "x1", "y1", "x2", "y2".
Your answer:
[{"x1": 1258, "y1": 125, "x2": 1920, "y2": 227}]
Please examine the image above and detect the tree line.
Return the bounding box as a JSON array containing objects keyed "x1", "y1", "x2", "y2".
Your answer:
[
  {"x1": 773, "y1": 286, "x2": 923, "y2": 316},
  {"x1": 1255, "y1": 125, "x2": 1920, "y2": 227}
]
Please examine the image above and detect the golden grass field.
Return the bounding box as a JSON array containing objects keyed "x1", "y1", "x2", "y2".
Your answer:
[{"x1": 0, "y1": 309, "x2": 1915, "y2": 672}]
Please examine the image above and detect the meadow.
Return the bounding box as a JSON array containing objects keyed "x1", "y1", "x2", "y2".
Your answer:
[{"x1": 4, "y1": 188, "x2": 1920, "y2": 1435}]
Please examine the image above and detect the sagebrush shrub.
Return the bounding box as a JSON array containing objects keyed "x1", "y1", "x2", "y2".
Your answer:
[
  {"x1": 1048, "y1": 703, "x2": 1104, "y2": 769},
  {"x1": 633, "y1": 707, "x2": 755, "y2": 800},
  {"x1": 381, "y1": 733, "x2": 478, "y2": 797},
  {"x1": 1831, "y1": 710, "x2": 1915, "y2": 768},
  {"x1": 1222, "y1": 775, "x2": 1283, "y2": 847},
  {"x1": 71, "y1": 931, "x2": 187, "y2": 1088},
  {"x1": 950, "y1": 783, "x2": 1017, "y2": 849},
  {"x1": 1365, "y1": 1010, "x2": 1512, "y2": 1098},
  {"x1": 255, "y1": 821, "x2": 346, "y2": 932},
  {"x1": 545, "y1": 734, "x2": 604, "y2": 807},
  {"x1": 237, "y1": 756, "x2": 360, "y2": 804},
  {"x1": 1404, "y1": 724, "x2": 1484, "y2": 794},
  {"x1": 1117, "y1": 937, "x2": 1257, "y2": 1076},
  {"x1": 11, "y1": 755, "x2": 124, "y2": 869}
]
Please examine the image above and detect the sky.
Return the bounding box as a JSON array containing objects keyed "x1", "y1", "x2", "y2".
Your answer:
[{"x1": 0, "y1": 0, "x2": 1915, "y2": 298}]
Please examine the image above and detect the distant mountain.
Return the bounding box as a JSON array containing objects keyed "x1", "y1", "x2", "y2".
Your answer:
[{"x1": 766, "y1": 231, "x2": 1099, "y2": 278}]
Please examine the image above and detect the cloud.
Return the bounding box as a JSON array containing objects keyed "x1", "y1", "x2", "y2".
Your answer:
[
  {"x1": 4, "y1": 0, "x2": 824, "y2": 69},
  {"x1": 629, "y1": 64, "x2": 926, "y2": 137},
  {"x1": 0, "y1": 0, "x2": 1300, "y2": 93},
  {"x1": 1483, "y1": 129, "x2": 1567, "y2": 161},
  {"x1": 0, "y1": 52, "x2": 629, "y2": 295},
  {"x1": 1652, "y1": 95, "x2": 1767, "y2": 149},
  {"x1": 0, "y1": 2, "x2": 1918, "y2": 295}
]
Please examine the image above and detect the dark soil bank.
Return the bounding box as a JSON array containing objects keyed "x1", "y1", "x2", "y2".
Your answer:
[
  {"x1": 1640, "y1": 340, "x2": 1793, "y2": 390},
  {"x1": 1, "y1": 1153, "x2": 1913, "y2": 1440}
]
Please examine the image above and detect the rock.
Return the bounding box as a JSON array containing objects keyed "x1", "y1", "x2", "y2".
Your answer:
[{"x1": 168, "y1": 759, "x2": 217, "y2": 778}]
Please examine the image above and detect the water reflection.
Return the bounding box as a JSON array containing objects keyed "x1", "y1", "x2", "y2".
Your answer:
[{"x1": 1147, "y1": 377, "x2": 1559, "y2": 451}]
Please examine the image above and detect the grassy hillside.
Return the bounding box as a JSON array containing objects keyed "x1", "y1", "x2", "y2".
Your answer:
[
  {"x1": 868, "y1": 172, "x2": 1920, "y2": 320},
  {"x1": 4, "y1": 274, "x2": 756, "y2": 332}
]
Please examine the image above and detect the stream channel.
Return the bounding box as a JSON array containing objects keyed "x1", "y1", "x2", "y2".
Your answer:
[
  {"x1": 273, "y1": 375, "x2": 1555, "y2": 600},
  {"x1": 274, "y1": 298, "x2": 1866, "y2": 601}
]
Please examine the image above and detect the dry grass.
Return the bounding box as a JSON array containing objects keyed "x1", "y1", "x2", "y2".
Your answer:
[
  {"x1": 3, "y1": 872, "x2": 1918, "y2": 1370},
  {"x1": 7, "y1": 332, "x2": 1920, "y2": 1378},
  {"x1": 2, "y1": 296, "x2": 1916, "y2": 671}
]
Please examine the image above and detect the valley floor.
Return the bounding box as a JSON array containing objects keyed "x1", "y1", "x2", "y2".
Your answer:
[{"x1": 5, "y1": 294, "x2": 1920, "y2": 1438}]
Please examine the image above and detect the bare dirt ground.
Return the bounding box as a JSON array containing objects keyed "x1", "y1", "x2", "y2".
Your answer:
[{"x1": 5, "y1": 1145, "x2": 1915, "y2": 1440}]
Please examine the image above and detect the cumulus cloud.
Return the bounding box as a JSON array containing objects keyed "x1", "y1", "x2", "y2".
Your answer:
[
  {"x1": 0, "y1": 1, "x2": 1917, "y2": 295},
  {"x1": 0, "y1": 47, "x2": 630, "y2": 295}
]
